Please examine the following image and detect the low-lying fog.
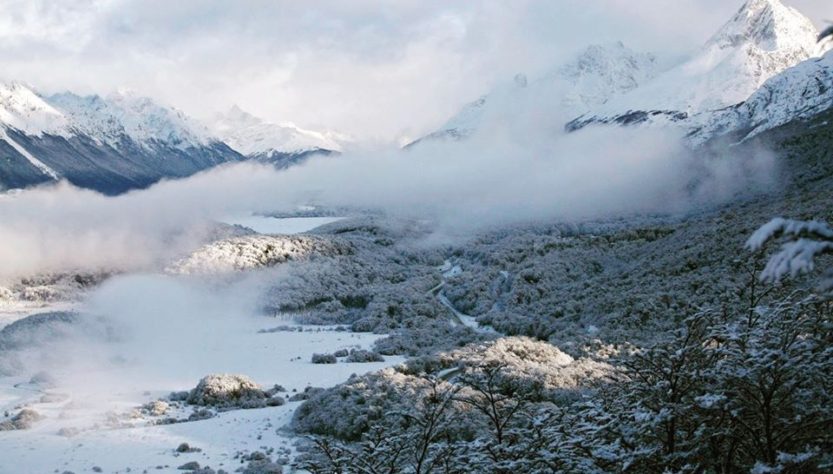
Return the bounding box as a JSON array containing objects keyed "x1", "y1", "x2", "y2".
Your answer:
[{"x1": 0, "y1": 118, "x2": 775, "y2": 281}]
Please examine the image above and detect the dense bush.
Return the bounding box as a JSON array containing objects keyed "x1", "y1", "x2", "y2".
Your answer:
[
  {"x1": 295, "y1": 293, "x2": 833, "y2": 473},
  {"x1": 186, "y1": 374, "x2": 268, "y2": 409},
  {"x1": 311, "y1": 353, "x2": 337, "y2": 364}
]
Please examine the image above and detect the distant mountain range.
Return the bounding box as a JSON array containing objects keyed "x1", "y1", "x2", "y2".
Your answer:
[
  {"x1": 408, "y1": 41, "x2": 660, "y2": 146},
  {"x1": 415, "y1": 0, "x2": 833, "y2": 150},
  {"x1": 566, "y1": 0, "x2": 822, "y2": 135},
  {"x1": 4, "y1": 0, "x2": 833, "y2": 195},
  {"x1": 0, "y1": 85, "x2": 343, "y2": 194}
]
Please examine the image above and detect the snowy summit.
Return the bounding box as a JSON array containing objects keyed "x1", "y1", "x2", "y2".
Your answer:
[
  {"x1": 569, "y1": 0, "x2": 819, "y2": 131},
  {"x1": 209, "y1": 106, "x2": 345, "y2": 158}
]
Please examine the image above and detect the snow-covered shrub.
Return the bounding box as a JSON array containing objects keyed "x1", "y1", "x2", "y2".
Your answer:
[
  {"x1": 20, "y1": 285, "x2": 65, "y2": 302},
  {"x1": 186, "y1": 374, "x2": 268, "y2": 409},
  {"x1": 2, "y1": 272, "x2": 112, "y2": 307},
  {"x1": 297, "y1": 378, "x2": 464, "y2": 474},
  {"x1": 0, "y1": 409, "x2": 43, "y2": 431},
  {"x1": 373, "y1": 318, "x2": 488, "y2": 356},
  {"x1": 167, "y1": 235, "x2": 352, "y2": 275},
  {"x1": 344, "y1": 349, "x2": 384, "y2": 363},
  {"x1": 296, "y1": 292, "x2": 833, "y2": 473},
  {"x1": 288, "y1": 386, "x2": 324, "y2": 402},
  {"x1": 293, "y1": 368, "x2": 437, "y2": 441},
  {"x1": 443, "y1": 336, "x2": 611, "y2": 402},
  {"x1": 240, "y1": 458, "x2": 283, "y2": 474},
  {"x1": 568, "y1": 296, "x2": 833, "y2": 473},
  {"x1": 310, "y1": 353, "x2": 337, "y2": 364},
  {"x1": 142, "y1": 400, "x2": 170, "y2": 417},
  {"x1": 266, "y1": 396, "x2": 286, "y2": 407},
  {"x1": 294, "y1": 337, "x2": 613, "y2": 472}
]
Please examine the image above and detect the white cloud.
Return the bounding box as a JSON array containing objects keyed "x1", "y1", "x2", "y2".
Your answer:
[
  {"x1": 0, "y1": 0, "x2": 826, "y2": 141},
  {"x1": 0, "y1": 115, "x2": 775, "y2": 281}
]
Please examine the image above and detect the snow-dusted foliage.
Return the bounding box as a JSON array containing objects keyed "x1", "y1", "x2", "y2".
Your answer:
[
  {"x1": 297, "y1": 294, "x2": 833, "y2": 473},
  {"x1": 438, "y1": 337, "x2": 610, "y2": 398},
  {"x1": 0, "y1": 271, "x2": 110, "y2": 309},
  {"x1": 310, "y1": 353, "x2": 337, "y2": 364},
  {"x1": 747, "y1": 217, "x2": 833, "y2": 292},
  {"x1": 166, "y1": 235, "x2": 352, "y2": 275},
  {"x1": 572, "y1": 295, "x2": 833, "y2": 473},
  {"x1": 293, "y1": 337, "x2": 613, "y2": 471},
  {"x1": 186, "y1": 374, "x2": 268, "y2": 409},
  {"x1": 251, "y1": 217, "x2": 497, "y2": 355},
  {"x1": 344, "y1": 349, "x2": 384, "y2": 363},
  {"x1": 0, "y1": 409, "x2": 43, "y2": 431}
]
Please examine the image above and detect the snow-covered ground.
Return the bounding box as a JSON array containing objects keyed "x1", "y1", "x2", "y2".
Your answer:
[
  {"x1": 0, "y1": 327, "x2": 401, "y2": 473},
  {"x1": 0, "y1": 403, "x2": 298, "y2": 474},
  {"x1": 0, "y1": 269, "x2": 403, "y2": 473}
]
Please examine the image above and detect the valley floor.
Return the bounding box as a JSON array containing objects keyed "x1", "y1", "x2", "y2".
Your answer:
[
  {"x1": 0, "y1": 112, "x2": 831, "y2": 473},
  {"x1": 0, "y1": 313, "x2": 402, "y2": 473}
]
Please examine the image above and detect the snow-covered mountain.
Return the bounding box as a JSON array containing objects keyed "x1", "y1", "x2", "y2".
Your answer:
[
  {"x1": 0, "y1": 83, "x2": 243, "y2": 194},
  {"x1": 567, "y1": 0, "x2": 819, "y2": 131},
  {"x1": 410, "y1": 42, "x2": 658, "y2": 146},
  {"x1": 0, "y1": 83, "x2": 354, "y2": 194},
  {"x1": 688, "y1": 50, "x2": 833, "y2": 145},
  {"x1": 209, "y1": 106, "x2": 344, "y2": 167},
  {"x1": 555, "y1": 42, "x2": 659, "y2": 113},
  {"x1": 0, "y1": 83, "x2": 70, "y2": 137},
  {"x1": 49, "y1": 89, "x2": 214, "y2": 149}
]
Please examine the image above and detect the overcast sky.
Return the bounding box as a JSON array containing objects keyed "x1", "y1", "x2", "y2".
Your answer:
[{"x1": 0, "y1": 0, "x2": 827, "y2": 142}]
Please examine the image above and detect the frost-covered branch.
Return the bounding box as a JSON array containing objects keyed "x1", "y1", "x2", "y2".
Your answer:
[
  {"x1": 746, "y1": 218, "x2": 833, "y2": 251},
  {"x1": 747, "y1": 218, "x2": 833, "y2": 291}
]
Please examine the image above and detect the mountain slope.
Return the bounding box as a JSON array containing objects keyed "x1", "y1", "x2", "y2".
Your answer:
[
  {"x1": 209, "y1": 106, "x2": 343, "y2": 167},
  {"x1": 567, "y1": 0, "x2": 818, "y2": 132},
  {"x1": 0, "y1": 83, "x2": 70, "y2": 138},
  {"x1": 688, "y1": 50, "x2": 833, "y2": 145},
  {"x1": 0, "y1": 84, "x2": 244, "y2": 194},
  {"x1": 49, "y1": 90, "x2": 214, "y2": 149},
  {"x1": 410, "y1": 42, "x2": 658, "y2": 146}
]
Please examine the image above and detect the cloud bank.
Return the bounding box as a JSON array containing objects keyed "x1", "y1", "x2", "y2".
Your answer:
[
  {"x1": 0, "y1": 0, "x2": 827, "y2": 141},
  {"x1": 0, "y1": 119, "x2": 775, "y2": 281}
]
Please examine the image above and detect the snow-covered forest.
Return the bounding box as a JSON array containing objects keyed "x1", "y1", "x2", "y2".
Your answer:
[{"x1": 2, "y1": 0, "x2": 833, "y2": 473}]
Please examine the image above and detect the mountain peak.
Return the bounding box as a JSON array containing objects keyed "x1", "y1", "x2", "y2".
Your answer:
[
  {"x1": 708, "y1": 0, "x2": 817, "y2": 51},
  {"x1": 221, "y1": 105, "x2": 261, "y2": 128},
  {"x1": 412, "y1": 41, "x2": 659, "y2": 146},
  {"x1": 209, "y1": 106, "x2": 344, "y2": 156},
  {"x1": 0, "y1": 82, "x2": 70, "y2": 137},
  {"x1": 568, "y1": 0, "x2": 819, "y2": 127},
  {"x1": 47, "y1": 90, "x2": 214, "y2": 149}
]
